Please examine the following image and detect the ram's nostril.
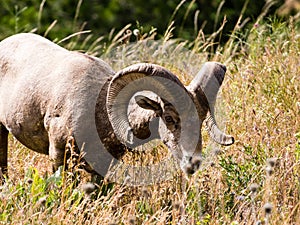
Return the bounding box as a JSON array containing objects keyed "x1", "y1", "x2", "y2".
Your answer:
[
  {"x1": 185, "y1": 165, "x2": 195, "y2": 175},
  {"x1": 189, "y1": 168, "x2": 195, "y2": 175}
]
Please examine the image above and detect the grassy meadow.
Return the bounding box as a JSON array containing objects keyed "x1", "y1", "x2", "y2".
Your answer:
[{"x1": 0, "y1": 6, "x2": 300, "y2": 225}]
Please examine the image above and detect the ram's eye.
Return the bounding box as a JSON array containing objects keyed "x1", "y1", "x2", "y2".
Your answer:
[{"x1": 165, "y1": 116, "x2": 174, "y2": 123}]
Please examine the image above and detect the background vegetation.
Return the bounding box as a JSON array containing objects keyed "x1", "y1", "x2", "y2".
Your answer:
[
  {"x1": 0, "y1": 0, "x2": 300, "y2": 224},
  {"x1": 0, "y1": 0, "x2": 295, "y2": 42}
]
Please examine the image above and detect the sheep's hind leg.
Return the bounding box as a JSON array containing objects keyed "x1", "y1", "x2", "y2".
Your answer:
[{"x1": 0, "y1": 123, "x2": 8, "y2": 182}]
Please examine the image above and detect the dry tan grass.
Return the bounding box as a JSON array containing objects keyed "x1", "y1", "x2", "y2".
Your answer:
[{"x1": 1, "y1": 17, "x2": 300, "y2": 225}]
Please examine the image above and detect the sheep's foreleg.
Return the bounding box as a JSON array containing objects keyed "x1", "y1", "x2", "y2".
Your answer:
[
  {"x1": 0, "y1": 123, "x2": 8, "y2": 182},
  {"x1": 49, "y1": 140, "x2": 65, "y2": 173}
]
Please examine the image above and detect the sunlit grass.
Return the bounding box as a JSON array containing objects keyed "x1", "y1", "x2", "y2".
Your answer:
[{"x1": 1, "y1": 3, "x2": 300, "y2": 225}]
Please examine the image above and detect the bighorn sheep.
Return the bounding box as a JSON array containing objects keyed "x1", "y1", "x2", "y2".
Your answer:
[{"x1": 0, "y1": 33, "x2": 234, "y2": 181}]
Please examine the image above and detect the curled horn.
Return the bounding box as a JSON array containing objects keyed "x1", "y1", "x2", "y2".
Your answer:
[
  {"x1": 187, "y1": 62, "x2": 234, "y2": 146},
  {"x1": 106, "y1": 63, "x2": 190, "y2": 145}
]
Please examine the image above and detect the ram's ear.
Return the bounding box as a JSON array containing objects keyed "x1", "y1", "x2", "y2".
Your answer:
[{"x1": 135, "y1": 95, "x2": 162, "y2": 114}]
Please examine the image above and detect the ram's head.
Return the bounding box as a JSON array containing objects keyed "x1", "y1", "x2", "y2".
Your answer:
[{"x1": 106, "y1": 62, "x2": 234, "y2": 175}]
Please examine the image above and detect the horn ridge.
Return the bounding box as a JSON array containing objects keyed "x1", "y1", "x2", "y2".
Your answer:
[
  {"x1": 107, "y1": 63, "x2": 188, "y2": 145},
  {"x1": 205, "y1": 112, "x2": 234, "y2": 146},
  {"x1": 112, "y1": 63, "x2": 185, "y2": 88},
  {"x1": 187, "y1": 61, "x2": 234, "y2": 146}
]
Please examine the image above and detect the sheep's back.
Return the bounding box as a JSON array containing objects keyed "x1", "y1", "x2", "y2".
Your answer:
[{"x1": 0, "y1": 33, "x2": 114, "y2": 154}]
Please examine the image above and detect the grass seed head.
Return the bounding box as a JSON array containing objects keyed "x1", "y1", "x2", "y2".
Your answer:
[
  {"x1": 37, "y1": 196, "x2": 47, "y2": 206},
  {"x1": 265, "y1": 166, "x2": 274, "y2": 176},
  {"x1": 266, "y1": 157, "x2": 278, "y2": 168},
  {"x1": 249, "y1": 183, "x2": 259, "y2": 194},
  {"x1": 264, "y1": 202, "x2": 273, "y2": 215},
  {"x1": 128, "y1": 215, "x2": 137, "y2": 225},
  {"x1": 236, "y1": 195, "x2": 245, "y2": 201},
  {"x1": 133, "y1": 29, "x2": 140, "y2": 37},
  {"x1": 26, "y1": 178, "x2": 33, "y2": 185}
]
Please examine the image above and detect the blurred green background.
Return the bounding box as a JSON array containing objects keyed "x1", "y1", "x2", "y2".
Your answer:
[{"x1": 0, "y1": 0, "x2": 298, "y2": 43}]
